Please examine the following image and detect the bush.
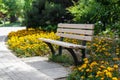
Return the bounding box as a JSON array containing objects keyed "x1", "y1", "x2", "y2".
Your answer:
[
  {"x1": 24, "y1": 0, "x2": 73, "y2": 31},
  {"x1": 67, "y1": 58, "x2": 120, "y2": 80},
  {"x1": 88, "y1": 37, "x2": 120, "y2": 61},
  {"x1": 67, "y1": 35, "x2": 120, "y2": 80},
  {"x1": 67, "y1": 0, "x2": 120, "y2": 34}
]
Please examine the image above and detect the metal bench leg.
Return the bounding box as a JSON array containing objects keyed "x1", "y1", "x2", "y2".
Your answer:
[
  {"x1": 58, "y1": 46, "x2": 62, "y2": 55},
  {"x1": 65, "y1": 48, "x2": 79, "y2": 66},
  {"x1": 45, "y1": 42, "x2": 55, "y2": 55},
  {"x1": 81, "y1": 49, "x2": 86, "y2": 63},
  {"x1": 58, "y1": 37, "x2": 64, "y2": 55},
  {"x1": 81, "y1": 41, "x2": 86, "y2": 61},
  {"x1": 82, "y1": 49, "x2": 85, "y2": 59}
]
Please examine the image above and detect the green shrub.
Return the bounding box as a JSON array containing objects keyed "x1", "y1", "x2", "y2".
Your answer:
[
  {"x1": 24, "y1": 0, "x2": 73, "y2": 31},
  {"x1": 49, "y1": 54, "x2": 74, "y2": 66},
  {"x1": 67, "y1": 0, "x2": 120, "y2": 34}
]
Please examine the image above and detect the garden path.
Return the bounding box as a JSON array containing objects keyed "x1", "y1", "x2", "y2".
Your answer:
[{"x1": 0, "y1": 27, "x2": 69, "y2": 80}]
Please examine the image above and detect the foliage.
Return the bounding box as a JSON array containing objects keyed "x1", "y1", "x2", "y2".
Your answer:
[
  {"x1": 67, "y1": 0, "x2": 120, "y2": 34},
  {"x1": 1, "y1": 0, "x2": 25, "y2": 23},
  {"x1": 67, "y1": 36, "x2": 120, "y2": 80},
  {"x1": 0, "y1": 0, "x2": 7, "y2": 14},
  {"x1": 0, "y1": 22, "x2": 21, "y2": 27},
  {"x1": 24, "y1": 0, "x2": 73, "y2": 31},
  {"x1": 49, "y1": 0, "x2": 78, "y2": 7},
  {"x1": 112, "y1": 21, "x2": 120, "y2": 37},
  {"x1": 23, "y1": 0, "x2": 33, "y2": 12},
  {"x1": 23, "y1": 0, "x2": 35, "y2": 26},
  {"x1": 0, "y1": 0, "x2": 7, "y2": 24},
  {"x1": 88, "y1": 37, "x2": 120, "y2": 61},
  {"x1": 25, "y1": 0, "x2": 65, "y2": 29},
  {"x1": 49, "y1": 54, "x2": 74, "y2": 66}
]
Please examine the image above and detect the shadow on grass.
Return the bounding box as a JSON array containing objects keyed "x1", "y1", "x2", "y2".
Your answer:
[{"x1": 49, "y1": 53, "x2": 74, "y2": 67}]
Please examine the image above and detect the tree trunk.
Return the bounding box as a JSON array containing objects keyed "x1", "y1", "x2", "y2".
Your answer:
[
  {"x1": 102, "y1": 22, "x2": 106, "y2": 31},
  {"x1": 10, "y1": 15, "x2": 17, "y2": 23}
]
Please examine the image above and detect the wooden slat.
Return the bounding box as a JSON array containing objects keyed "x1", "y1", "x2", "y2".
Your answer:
[
  {"x1": 57, "y1": 28, "x2": 94, "y2": 35},
  {"x1": 39, "y1": 38, "x2": 86, "y2": 49},
  {"x1": 58, "y1": 23, "x2": 94, "y2": 29},
  {"x1": 56, "y1": 33, "x2": 93, "y2": 41}
]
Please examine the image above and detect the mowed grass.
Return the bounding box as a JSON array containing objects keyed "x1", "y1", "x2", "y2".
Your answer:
[{"x1": 0, "y1": 22, "x2": 22, "y2": 27}]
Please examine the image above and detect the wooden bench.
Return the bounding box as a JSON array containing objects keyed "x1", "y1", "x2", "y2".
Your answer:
[{"x1": 39, "y1": 23, "x2": 94, "y2": 66}]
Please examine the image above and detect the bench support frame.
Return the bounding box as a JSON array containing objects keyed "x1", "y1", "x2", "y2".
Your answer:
[
  {"x1": 45, "y1": 42, "x2": 55, "y2": 55},
  {"x1": 58, "y1": 37, "x2": 63, "y2": 55},
  {"x1": 44, "y1": 37, "x2": 85, "y2": 66}
]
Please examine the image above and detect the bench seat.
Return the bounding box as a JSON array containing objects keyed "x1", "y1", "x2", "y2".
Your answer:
[{"x1": 39, "y1": 38, "x2": 86, "y2": 49}]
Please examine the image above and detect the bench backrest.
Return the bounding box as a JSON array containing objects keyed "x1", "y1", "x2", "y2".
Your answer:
[{"x1": 56, "y1": 23, "x2": 94, "y2": 41}]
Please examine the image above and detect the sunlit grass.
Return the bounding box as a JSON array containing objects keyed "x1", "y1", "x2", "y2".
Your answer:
[{"x1": 0, "y1": 21, "x2": 21, "y2": 27}]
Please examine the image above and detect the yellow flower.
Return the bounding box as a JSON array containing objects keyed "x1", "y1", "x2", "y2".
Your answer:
[
  {"x1": 116, "y1": 53, "x2": 119, "y2": 55},
  {"x1": 101, "y1": 77, "x2": 104, "y2": 80},
  {"x1": 98, "y1": 68, "x2": 101, "y2": 70},
  {"x1": 100, "y1": 65, "x2": 106, "y2": 69},
  {"x1": 112, "y1": 77, "x2": 118, "y2": 80},
  {"x1": 96, "y1": 71, "x2": 103, "y2": 76},
  {"x1": 81, "y1": 64, "x2": 87, "y2": 69},
  {"x1": 94, "y1": 38, "x2": 99, "y2": 40},
  {"x1": 84, "y1": 60, "x2": 89, "y2": 64},
  {"x1": 90, "y1": 61, "x2": 98, "y2": 67},
  {"x1": 102, "y1": 47, "x2": 106, "y2": 51},
  {"x1": 103, "y1": 70, "x2": 108, "y2": 73},
  {"x1": 113, "y1": 58, "x2": 119, "y2": 61},
  {"x1": 106, "y1": 72, "x2": 112, "y2": 78},
  {"x1": 86, "y1": 69, "x2": 90, "y2": 72},
  {"x1": 83, "y1": 58, "x2": 88, "y2": 61},
  {"x1": 81, "y1": 76, "x2": 84, "y2": 79},
  {"x1": 88, "y1": 75, "x2": 93, "y2": 78},
  {"x1": 107, "y1": 67, "x2": 114, "y2": 72},
  {"x1": 101, "y1": 61, "x2": 104, "y2": 64},
  {"x1": 78, "y1": 67, "x2": 82, "y2": 71},
  {"x1": 113, "y1": 64, "x2": 118, "y2": 69}
]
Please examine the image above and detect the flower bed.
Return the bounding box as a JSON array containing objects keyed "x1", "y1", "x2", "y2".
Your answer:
[
  {"x1": 7, "y1": 28, "x2": 59, "y2": 57},
  {"x1": 7, "y1": 28, "x2": 78, "y2": 57},
  {"x1": 67, "y1": 37, "x2": 120, "y2": 80}
]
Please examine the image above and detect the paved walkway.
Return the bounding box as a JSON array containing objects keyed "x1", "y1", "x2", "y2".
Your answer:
[
  {"x1": 0, "y1": 27, "x2": 69, "y2": 80},
  {"x1": 22, "y1": 57, "x2": 69, "y2": 80}
]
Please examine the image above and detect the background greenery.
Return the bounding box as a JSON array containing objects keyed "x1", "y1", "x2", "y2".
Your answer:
[{"x1": 0, "y1": 0, "x2": 120, "y2": 36}]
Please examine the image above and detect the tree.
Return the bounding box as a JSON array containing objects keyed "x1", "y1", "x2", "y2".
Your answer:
[
  {"x1": 0, "y1": 0, "x2": 7, "y2": 24},
  {"x1": 67, "y1": 0, "x2": 120, "y2": 34},
  {"x1": 24, "y1": 0, "x2": 75, "y2": 31},
  {"x1": 23, "y1": 0, "x2": 33, "y2": 26},
  {"x1": 2, "y1": 0, "x2": 24, "y2": 23}
]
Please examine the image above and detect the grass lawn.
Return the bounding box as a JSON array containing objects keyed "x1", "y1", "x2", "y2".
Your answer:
[{"x1": 0, "y1": 22, "x2": 22, "y2": 27}]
